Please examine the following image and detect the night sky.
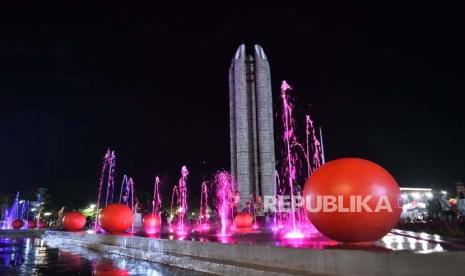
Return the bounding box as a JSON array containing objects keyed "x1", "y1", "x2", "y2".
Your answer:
[{"x1": 1, "y1": 3, "x2": 464, "y2": 208}]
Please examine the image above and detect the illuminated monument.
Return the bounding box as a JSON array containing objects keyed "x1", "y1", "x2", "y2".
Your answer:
[{"x1": 229, "y1": 44, "x2": 276, "y2": 206}]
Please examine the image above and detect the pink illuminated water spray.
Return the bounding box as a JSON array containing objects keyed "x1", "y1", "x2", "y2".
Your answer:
[
  {"x1": 281, "y1": 80, "x2": 299, "y2": 233},
  {"x1": 177, "y1": 166, "x2": 189, "y2": 234},
  {"x1": 169, "y1": 186, "x2": 179, "y2": 229},
  {"x1": 215, "y1": 171, "x2": 232, "y2": 236},
  {"x1": 305, "y1": 114, "x2": 324, "y2": 175},
  {"x1": 199, "y1": 182, "x2": 209, "y2": 226},
  {"x1": 152, "y1": 176, "x2": 161, "y2": 216},
  {"x1": 94, "y1": 148, "x2": 116, "y2": 231}
]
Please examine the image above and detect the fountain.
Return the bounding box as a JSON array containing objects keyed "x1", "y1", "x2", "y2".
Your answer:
[
  {"x1": 119, "y1": 175, "x2": 135, "y2": 213},
  {"x1": 83, "y1": 80, "x2": 326, "y2": 242},
  {"x1": 170, "y1": 166, "x2": 189, "y2": 235},
  {"x1": 305, "y1": 114, "x2": 324, "y2": 173},
  {"x1": 115, "y1": 176, "x2": 136, "y2": 232},
  {"x1": 215, "y1": 171, "x2": 232, "y2": 236},
  {"x1": 169, "y1": 186, "x2": 178, "y2": 232},
  {"x1": 94, "y1": 149, "x2": 116, "y2": 231},
  {"x1": 2, "y1": 192, "x2": 30, "y2": 229},
  {"x1": 152, "y1": 176, "x2": 161, "y2": 215},
  {"x1": 197, "y1": 181, "x2": 210, "y2": 231},
  {"x1": 20, "y1": 200, "x2": 29, "y2": 225},
  {"x1": 278, "y1": 80, "x2": 325, "y2": 239},
  {"x1": 279, "y1": 81, "x2": 302, "y2": 238},
  {"x1": 140, "y1": 176, "x2": 163, "y2": 235}
]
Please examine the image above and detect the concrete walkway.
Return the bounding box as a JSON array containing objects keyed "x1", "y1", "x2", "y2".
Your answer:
[
  {"x1": 42, "y1": 230, "x2": 465, "y2": 275},
  {"x1": 0, "y1": 229, "x2": 44, "y2": 238}
]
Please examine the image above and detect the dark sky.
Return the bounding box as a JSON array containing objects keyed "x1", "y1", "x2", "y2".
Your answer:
[{"x1": 0, "y1": 3, "x2": 464, "y2": 208}]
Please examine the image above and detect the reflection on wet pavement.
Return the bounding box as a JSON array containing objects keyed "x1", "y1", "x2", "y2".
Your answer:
[{"x1": 0, "y1": 237, "x2": 203, "y2": 275}]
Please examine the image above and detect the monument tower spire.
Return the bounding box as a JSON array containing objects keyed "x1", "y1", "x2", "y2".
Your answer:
[{"x1": 229, "y1": 44, "x2": 276, "y2": 206}]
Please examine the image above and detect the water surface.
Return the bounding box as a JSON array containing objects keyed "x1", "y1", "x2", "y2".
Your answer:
[{"x1": 0, "y1": 237, "x2": 202, "y2": 275}]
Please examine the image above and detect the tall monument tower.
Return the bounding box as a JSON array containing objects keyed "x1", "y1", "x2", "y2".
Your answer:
[{"x1": 229, "y1": 44, "x2": 276, "y2": 206}]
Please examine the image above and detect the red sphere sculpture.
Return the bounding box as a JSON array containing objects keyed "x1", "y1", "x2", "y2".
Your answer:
[
  {"x1": 99, "y1": 204, "x2": 133, "y2": 233},
  {"x1": 143, "y1": 213, "x2": 161, "y2": 234},
  {"x1": 63, "y1": 211, "x2": 86, "y2": 231},
  {"x1": 303, "y1": 158, "x2": 401, "y2": 243},
  {"x1": 234, "y1": 212, "x2": 253, "y2": 228},
  {"x1": 11, "y1": 219, "x2": 24, "y2": 229},
  {"x1": 26, "y1": 220, "x2": 37, "y2": 229},
  {"x1": 94, "y1": 261, "x2": 129, "y2": 276}
]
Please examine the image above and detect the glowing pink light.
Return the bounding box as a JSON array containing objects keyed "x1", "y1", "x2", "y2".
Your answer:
[
  {"x1": 283, "y1": 230, "x2": 305, "y2": 239},
  {"x1": 144, "y1": 227, "x2": 158, "y2": 235},
  {"x1": 176, "y1": 228, "x2": 189, "y2": 237}
]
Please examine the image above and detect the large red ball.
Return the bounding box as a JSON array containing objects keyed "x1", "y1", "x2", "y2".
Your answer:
[
  {"x1": 11, "y1": 219, "x2": 24, "y2": 229},
  {"x1": 99, "y1": 204, "x2": 133, "y2": 233},
  {"x1": 143, "y1": 213, "x2": 161, "y2": 234},
  {"x1": 26, "y1": 220, "x2": 37, "y2": 229},
  {"x1": 302, "y1": 158, "x2": 401, "y2": 243},
  {"x1": 63, "y1": 211, "x2": 86, "y2": 231},
  {"x1": 234, "y1": 212, "x2": 253, "y2": 228}
]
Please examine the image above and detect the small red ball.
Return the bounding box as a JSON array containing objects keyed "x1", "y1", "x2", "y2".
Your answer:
[
  {"x1": 11, "y1": 219, "x2": 24, "y2": 229},
  {"x1": 143, "y1": 213, "x2": 161, "y2": 234},
  {"x1": 63, "y1": 211, "x2": 86, "y2": 231},
  {"x1": 303, "y1": 158, "x2": 402, "y2": 242},
  {"x1": 94, "y1": 261, "x2": 129, "y2": 276},
  {"x1": 99, "y1": 204, "x2": 133, "y2": 233},
  {"x1": 26, "y1": 220, "x2": 37, "y2": 229},
  {"x1": 234, "y1": 212, "x2": 253, "y2": 228}
]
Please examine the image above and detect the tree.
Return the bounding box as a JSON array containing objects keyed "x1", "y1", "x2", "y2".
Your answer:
[{"x1": 0, "y1": 194, "x2": 9, "y2": 219}]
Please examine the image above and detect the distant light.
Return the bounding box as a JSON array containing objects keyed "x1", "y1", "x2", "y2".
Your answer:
[
  {"x1": 401, "y1": 194, "x2": 408, "y2": 199},
  {"x1": 426, "y1": 192, "x2": 433, "y2": 198},
  {"x1": 31, "y1": 208, "x2": 37, "y2": 211},
  {"x1": 441, "y1": 191, "x2": 447, "y2": 195},
  {"x1": 191, "y1": 212, "x2": 195, "y2": 216},
  {"x1": 19, "y1": 200, "x2": 24, "y2": 204},
  {"x1": 412, "y1": 193, "x2": 421, "y2": 199},
  {"x1": 400, "y1": 187, "x2": 432, "y2": 192},
  {"x1": 89, "y1": 204, "x2": 96, "y2": 209},
  {"x1": 43, "y1": 212, "x2": 52, "y2": 216}
]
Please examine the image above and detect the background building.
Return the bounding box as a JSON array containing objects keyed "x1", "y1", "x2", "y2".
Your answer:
[{"x1": 229, "y1": 44, "x2": 276, "y2": 206}]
